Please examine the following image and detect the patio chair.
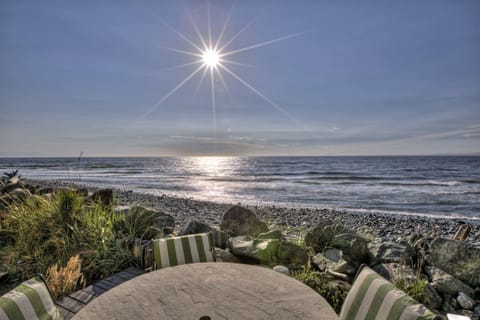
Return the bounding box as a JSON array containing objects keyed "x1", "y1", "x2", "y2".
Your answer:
[
  {"x1": 0, "y1": 275, "x2": 63, "y2": 320},
  {"x1": 339, "y1": 265, "x2": 439, "y2": 320},
  {"x1": 152, "y1": 232, "x2": 216, "y2": 269}
]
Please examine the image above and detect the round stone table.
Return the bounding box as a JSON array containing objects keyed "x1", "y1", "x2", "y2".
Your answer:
[{"x1": 73, "y1": 262, "x2": 339, "y2": 320}]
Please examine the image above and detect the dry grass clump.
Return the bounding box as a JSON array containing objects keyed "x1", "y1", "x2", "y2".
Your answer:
[{"x1": 46, "y1": 255, "x2": 85, "y2": 300}]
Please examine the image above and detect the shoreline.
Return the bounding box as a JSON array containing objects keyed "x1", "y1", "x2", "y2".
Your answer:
[{"x1": 25, "y1": 178, "x2": 480, "y2": 243}]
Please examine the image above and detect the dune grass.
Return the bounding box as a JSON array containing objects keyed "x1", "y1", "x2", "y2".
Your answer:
[{"x1": 0, "y1": 189, "x2": 138, "y2": 296}]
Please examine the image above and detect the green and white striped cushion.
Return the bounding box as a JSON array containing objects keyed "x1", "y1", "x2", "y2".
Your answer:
[
  {"x1": 0, "y1": 277, "x2": 63, "y2": 320},
  {"x1": 339, "y1": 266, "x2": 438, "y2": 320},
  {"x1": 153, "y1": 233, "x2": 216, "y2": 269}
]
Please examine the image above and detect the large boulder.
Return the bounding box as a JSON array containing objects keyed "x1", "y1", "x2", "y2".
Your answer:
[
  {"x1": 368, "y1": 241, "x2": 415, "y2": 265},
  {"x1": 229, "y1": 236, "x2": 307, "y2": 268},
  {"x1": 372, "y1": 263, "x2": 417, "y2": 284},
  {"x1": 221, "y1": 206, "x2": 268, "y2": 237},
  {"x1": 276, "y1": 241, "x2": 308, "y2": 269},
  {"x1": 304, "y1": 220, "x2": 345, "y2": 253},
  {"x1": 178, "y1": 220, "x2": 228, "y2": 249},
  {"x1": 425, "y1": 265, "x2": 475, "y2": 298},
  {"x1": 427, "y1": 237, "x2": 480, "y2": 288},
  {"x1": 229, "y1": 236, "x2": 279, "y2": 264}
]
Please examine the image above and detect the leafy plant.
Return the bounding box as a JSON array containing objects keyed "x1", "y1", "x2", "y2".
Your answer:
[{"x1": 293, "y1": 266, "x2": 348, "y2": 313}]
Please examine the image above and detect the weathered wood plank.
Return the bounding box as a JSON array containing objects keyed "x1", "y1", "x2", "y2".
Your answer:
[
  {"x1": 56, "y1": 296, "x2": 86, "y2": 313},
  {"x1": 56, "y1": 267, "x2": 144, "y2": 318},
  {"x1": 56, "y1": 305, "x2": 76, "y2": 320},
  {"x1": 68, "y1": 286, "x2": 101, "y2": 304}
]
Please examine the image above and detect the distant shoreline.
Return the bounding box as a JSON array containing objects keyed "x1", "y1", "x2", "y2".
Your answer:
[{"x1": 25, "y1": 178, "x2": 480, "y2": 244}]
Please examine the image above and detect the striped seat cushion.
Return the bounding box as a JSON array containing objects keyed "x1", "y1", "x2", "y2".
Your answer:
[
  {"x1": 153, "y1": 233, "x2": 216, "y2": 269},
  {"x1": 0, "y1": 277, "x2": 63, "y2": 320},
  {"x1": 339, "y1": 266, "x2": 439, "y2": 320}
]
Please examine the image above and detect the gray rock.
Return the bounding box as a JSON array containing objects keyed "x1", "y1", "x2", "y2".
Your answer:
[
  {"x1": 474, "y1": 305, "x2": 480, "y2": 316},
  {"x1": 425, "y1": 266, "x2": 475, "y2": 298},
  {"x1": 221, "y1": 205, "x2": 268, "y2": 237},
  {"x1": 372, "y1": 263, "x2": 416, "y2": 284},
  {"x1": 229, "y1": 236, "x2": 279, "y2": 264},
  {"x1": 179, "y1": 220, "x2": 228, "y2": 249},
  {"x1": 457, "y1": 292, "x2": 476, "y2": 310},
  {"x1": 6, "y1": 188, "x2": 31, "y2": 202},
  {"x1": 214, "y1": 248, "x2": 241, "y2": 263},
  {"x1": 228, "y1": 236, "x2": 307, "y2": 268},
  {"x1": 368, "y1": 241, "x2": 415, "y2": 265},
  {"x1": 304, "y1": 220, "x2": 346, "y2": 253},
  {"x1": 441, "y1": 300, "x2": 456, "y2": 313},
  {"x1": 0, "y1": 181, "x2": 24, "y2": 194},
  {"x1": 257, "y1": 229, "x2": 282, "y2": 240},
  {"x1": 273, "y1": 265, "x2": 290, "y2": 276},
  {"x1": 427, "y1": 237, "x2": 480, "y2": 288},
  {"x1": 276, "y1": 241, "x2": 308, "y2": 269},
  {"x1": 338, "y1": 236, "x2": 369, "y2": 265},
  {"x1": 422, "y1": 283, "x2": 443, "y2": 310},
  {"x1": 88, "y1": 188, "x2": 114, "y2": 206},
  {"x1": 312, "y1": 248, "x2": 346, "y2": 273},
  {"x1": 459, "y1": 310, "x2": 479, "y2": 320}
]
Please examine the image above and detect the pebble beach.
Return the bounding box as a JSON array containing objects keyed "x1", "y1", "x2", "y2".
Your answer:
[{"x1": 26, "y1": 179, "x2": 480, "y2": 244}]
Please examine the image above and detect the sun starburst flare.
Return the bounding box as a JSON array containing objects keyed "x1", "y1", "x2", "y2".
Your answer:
[{"x1": 141, "y1": 6, "x2": 305, "y2": 140}]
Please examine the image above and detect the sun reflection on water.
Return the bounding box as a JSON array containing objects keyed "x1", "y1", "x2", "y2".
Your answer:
[{"x1": 179, "y1": 157, "x2": 240, "y2": 201}]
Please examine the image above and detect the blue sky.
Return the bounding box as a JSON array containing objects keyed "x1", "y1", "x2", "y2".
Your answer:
[{"x1": 0, "y1": 0, "x2": 479, "y2": 156}]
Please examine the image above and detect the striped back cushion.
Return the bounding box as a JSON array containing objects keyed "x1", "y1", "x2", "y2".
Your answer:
[
  {"x1": 0, "y1": 277, "x2": 63, "y2": 320},
  {"x1": 153, "y1": 233, "x2": 216, "y2": 269},
  {"x1": 339, "y1": 266, "x2": 439, "y2": 320}
]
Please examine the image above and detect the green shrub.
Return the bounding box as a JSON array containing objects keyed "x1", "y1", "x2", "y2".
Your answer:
[
  {"x1": 293, "y1": 266, "x2": 348, "y2": 313},
  {"x1": 0, "y1": 189, "x2": 137, "y2": 292}
]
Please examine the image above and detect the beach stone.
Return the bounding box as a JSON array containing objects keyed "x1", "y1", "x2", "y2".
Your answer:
[
  {"x1": 422, "y1": 283, "x2": 443, "y2": 310},
  {"x1": 257, "y1": 229, "x2": 282, "y2": 240},
  {"x1": 229, "y1": 236, "x2": 279, "y2": 264},
  {"x1": 38, "y1": 187, "x2": 54, "y2": 195},
  {"x1": 178, "y1": 220, "x2": 228, "y2": 249},
  {"x1": 457, "y1": 292, "x2": 476, "y2": 310},
  {"x1": 0, "y1": 181, "x2": 24, "y2": 194},
  {"x1": 372, "y1": 263, "x2": 417, "y2": 284},
  {"x1": 427, "y1": 237, "x2": 480, "y2": 288},
  {"x1": 215, "y1": 248, "x2": 241, "y2": 263},
  {"x1": 425, "y1": 266, "x2": 475, "y2": 298},
  {"x1": 368, "y1": 240, "x2": 415, "y2": 265},
  {"x1": 273, "y1": 265, "x2": 290, "y2": 276},
  {"x1": 328, "y1": 280, "x2": 352, "y2": 292},
  {"x1": 5, "y1": 188, "x2": 31, "y2": 202},
  {"x1": 441, "y1": 300, "x2": 456, "y2": 313},
  {"x1": 312, "y1": 249, "x2": 346, "y2": 273},
  {"x1": 221, "y1": 205, "x2": 268, "y2": 237},
  {"x1": 89, "y1": 188, "x2": 114, "y2": 206},
  {"x1": 304, "y1": 220, "x2": 345, "y2": 253},
  {"x1": 276, "y1": 241, "x2": 308, "y2": 269},
  {"x1": 474, "y1": 305, "x2": 480, "y2": 316},
  {"x1": 338, "y1": 236, "x2": 369, "y2": 265}
]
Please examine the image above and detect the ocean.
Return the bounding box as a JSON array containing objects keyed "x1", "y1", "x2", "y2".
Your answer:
[{"x1": 1, "y1": 156, "x2": 479, "y2": 222}]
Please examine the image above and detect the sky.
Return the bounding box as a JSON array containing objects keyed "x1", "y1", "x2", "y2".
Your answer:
[{"x1": 0, "y1": 0, "x2": 479, "y2": 157}]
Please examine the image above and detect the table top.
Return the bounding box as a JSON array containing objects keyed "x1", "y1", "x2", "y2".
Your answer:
[{"x1": 73, "y1": 262, "x2": 339, "y2": 320}]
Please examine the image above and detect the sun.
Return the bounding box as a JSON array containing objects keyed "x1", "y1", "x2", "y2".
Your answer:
[{"x1": 202, "y1": 48, "x2": 220, "y2": 68}]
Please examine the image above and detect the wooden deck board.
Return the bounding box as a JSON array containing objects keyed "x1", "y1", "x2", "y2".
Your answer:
[{"x1": 56, "y1": 267, "x2": 144, "y2": 319}]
